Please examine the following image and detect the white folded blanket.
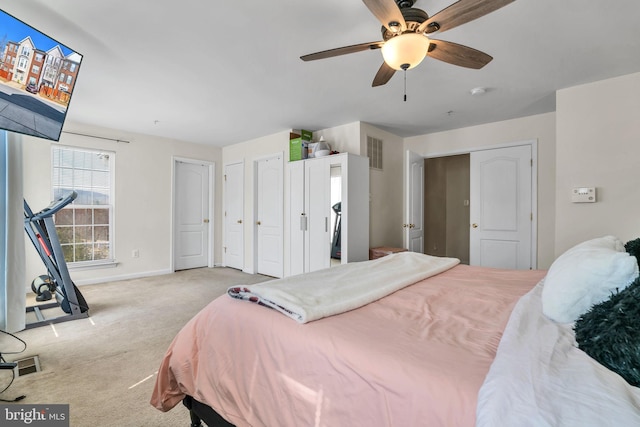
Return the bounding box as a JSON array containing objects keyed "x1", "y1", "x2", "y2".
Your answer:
[{"x1": 227, "y1": 251, "x2": 459, "y2": 323}]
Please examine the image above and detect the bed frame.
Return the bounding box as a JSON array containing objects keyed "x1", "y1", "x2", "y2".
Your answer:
[{"x1": 183, "y1": 396, "x2": 234, "y2": 427}]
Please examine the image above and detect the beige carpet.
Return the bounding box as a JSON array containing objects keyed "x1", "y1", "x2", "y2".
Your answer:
[{"x1": 2, "y1": 267, "x2": 269, "y2": 426}]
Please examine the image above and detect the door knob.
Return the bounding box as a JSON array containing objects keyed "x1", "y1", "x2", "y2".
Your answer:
[
  {"x1": 256, "y1": 221, "x2": 261, "y2": 225},
  {"x1": 237, "y1": 219, "x2": 243, "y2": 224},
  {"x1": 203, "y1": 219, "x2": 210, "y2": 223},
  {"x1": 472, "y1": 223, "x2": 478, "y2": 228}
]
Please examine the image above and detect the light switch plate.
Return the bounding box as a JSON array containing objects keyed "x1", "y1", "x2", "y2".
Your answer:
[{"x1": 572, "y1": 187, "x2": 596, "y2": 203}]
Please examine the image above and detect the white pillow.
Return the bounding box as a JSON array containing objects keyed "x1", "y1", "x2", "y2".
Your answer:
[{"x1": 542, "y1": 236, "x2": 639, "y2": 323}]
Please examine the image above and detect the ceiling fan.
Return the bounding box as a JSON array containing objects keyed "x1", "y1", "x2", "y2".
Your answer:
[{"x1": 300, "y1": 0, "x2": 515, "y2": 87}]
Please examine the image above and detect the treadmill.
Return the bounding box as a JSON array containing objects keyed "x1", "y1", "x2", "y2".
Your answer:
[{"x1": 24, "y1": 191, "x2": 89, "y2": 329}]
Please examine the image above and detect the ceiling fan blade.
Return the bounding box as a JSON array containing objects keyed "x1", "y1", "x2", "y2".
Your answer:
[
  {"x1": 418, "y1": 0, "x2": 515, "y2": 34},
  {"x1": 300, "y1": 41, "x2": 384, "y2": 62},
  {"x1": 362, "y1": 0, "x2": 407, "y2": 33},
  {"x1": 372, "y1": 62, "x2": 396, "y2": 87},
  {"x1": 427, "y1": 39, "x2": 492, "y2": 69}
]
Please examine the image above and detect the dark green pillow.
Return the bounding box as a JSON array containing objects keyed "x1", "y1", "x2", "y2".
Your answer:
[{"x1": 574, "y1": 276, "x2": 640, "y2": 387}]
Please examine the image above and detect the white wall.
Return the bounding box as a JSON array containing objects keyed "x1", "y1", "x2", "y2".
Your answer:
[
  {"x1": 404, "y1": 112, "x2": 557, "y2": 268},
  {"x1": 360, "y1": 122, "x2": 404, "y2": 248},
  {"x1": 20, "y1": 71, "x2": 637, "y2": 288},
  {"x1": 22, "y1": 121, "x2": 221, "y2": 287},
  {"x1": 313, "y1": 122, "x2": 361, "y2": 155},
  {"x1": 555, "y1": 72, "x2": 640, "y2": 255}
]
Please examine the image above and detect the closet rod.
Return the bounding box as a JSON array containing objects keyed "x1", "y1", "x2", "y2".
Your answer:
[{"x1": 61, "y1": 131, "x2": 130, "y2": 144}]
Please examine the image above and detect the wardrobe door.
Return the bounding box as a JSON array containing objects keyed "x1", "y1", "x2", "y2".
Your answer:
[
  {"x1": 289, "y1": 161, "x2": 305, "y2": 276},
  {"x1": 305, "y1": 158, "x2": 331, "y2": 272}
]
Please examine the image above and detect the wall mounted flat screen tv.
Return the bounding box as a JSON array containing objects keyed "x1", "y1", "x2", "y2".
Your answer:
[{"x1": 0, "y1": 8, "x2": 82, "y2": 141}]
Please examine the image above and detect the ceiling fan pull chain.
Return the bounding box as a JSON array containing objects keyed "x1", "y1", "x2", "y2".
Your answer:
[{"x1": 403, "y1": 68, "x2": 407, "y2": 102}]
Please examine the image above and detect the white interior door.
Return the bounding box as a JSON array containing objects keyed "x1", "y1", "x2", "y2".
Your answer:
[
  {"x1": 405, "y1": 151, "x2": 424, "y2": 253},
  {"x1": 470, "y1": 145, "x2": 532, "y2": 269},
  {"x1": 174, "y1": 160, "x2": 210, "y2": 270},
  {"x1": 256, "y1": 155, "x2": 283, "y2": 278},
  {"x1": 224, "y1": 162, "x2": 244, "y2": 270}
]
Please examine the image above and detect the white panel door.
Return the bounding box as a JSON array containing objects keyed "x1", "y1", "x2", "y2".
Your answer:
[
  {"x1": 405, "y1": 151, "x2": 424, "y2": 253},
  {"x1": 256, "y1": 155, "x2": 283, "y2": 278},
  {"x1": 470, "y1": 145, "x2": 532, "y2": 269},
  {"x1": 224, "y1": 162, "x2": 244, "y2": 270},
  {"x1": 305, "y1": 158, "x2": 330, "y2": 272},
  {"x1": 175, "y1": 161, "x2": 209, "y2": 270}
]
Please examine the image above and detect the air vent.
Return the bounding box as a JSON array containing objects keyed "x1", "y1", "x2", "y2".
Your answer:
[
  {"x1": 367, "y1": 136, "x2": 383, "y2": 170},
  {"x1": 13, "y1": 355, "x2": 41, "y2": 377}
]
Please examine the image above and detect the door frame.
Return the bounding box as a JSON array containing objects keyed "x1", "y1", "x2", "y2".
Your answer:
[
  {"x1": 252, "y1": 152, "x2": 284, "y2": 277},
  {"x1": 171, "y1": 156, "x2": 215, "y2": 271},
  {"x1": 407, "y1": 139, "x2": 538, "y2": 268}
]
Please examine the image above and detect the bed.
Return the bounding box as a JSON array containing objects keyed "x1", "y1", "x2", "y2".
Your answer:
[{"x1": 151, "y1": 242, "x2": 640, "y2": 426}]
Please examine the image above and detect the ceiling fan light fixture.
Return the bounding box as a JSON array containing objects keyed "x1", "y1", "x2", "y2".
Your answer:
[{"x1": 381, "y1": 33, "x2": 430, "y2": 71}]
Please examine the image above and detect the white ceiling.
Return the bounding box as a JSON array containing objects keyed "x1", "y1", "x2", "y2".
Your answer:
[{"x1": 4, "y1": 0, "x2": 640, "y2": 147}]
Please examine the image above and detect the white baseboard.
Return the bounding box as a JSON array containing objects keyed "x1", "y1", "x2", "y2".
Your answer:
[{"x1": 73, "y1": 268, "x2": 173, "y2": 286}]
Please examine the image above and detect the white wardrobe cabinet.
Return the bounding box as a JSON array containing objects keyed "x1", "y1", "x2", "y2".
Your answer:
[{"x1": 288, "y1": 153, "x2": 369, "y2": 276}]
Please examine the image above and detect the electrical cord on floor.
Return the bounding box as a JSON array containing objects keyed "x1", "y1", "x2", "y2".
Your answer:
[{"x1": 0, "y1": 328, "x2": 28, "y2": 402}]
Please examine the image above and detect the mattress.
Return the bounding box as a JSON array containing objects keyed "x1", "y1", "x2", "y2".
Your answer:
[{"x1": 151, "y1": 263, "x2": 545, "y2": 426}]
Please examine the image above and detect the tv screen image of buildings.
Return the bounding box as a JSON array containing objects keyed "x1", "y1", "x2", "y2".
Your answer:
[{"x1": 0, "y1": 8, "x2": 82, "y2": 141}]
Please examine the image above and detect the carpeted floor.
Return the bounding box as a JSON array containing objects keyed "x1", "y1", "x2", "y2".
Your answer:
[{"x1": 1, "y1": 267, "x2": 269, "y2": 426}]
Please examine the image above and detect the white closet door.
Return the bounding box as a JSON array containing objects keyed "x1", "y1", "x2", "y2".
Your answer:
[
  {"x1": 470, "y1": 145, "x2": 532, "y2": 269},
  {"x1": 224, "y1": 162, "x2": 244, "y2": 270},
  {"x1": 256, "y1": 155, "x2": 283, "y2": 278},
  {"x1": 305, "y1": 158, "x2": 330, "y2": 272}
]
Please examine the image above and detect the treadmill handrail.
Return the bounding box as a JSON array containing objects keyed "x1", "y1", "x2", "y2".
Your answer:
[{"x1": 30, "y1": 191, "x2": 78, "y2": 220}]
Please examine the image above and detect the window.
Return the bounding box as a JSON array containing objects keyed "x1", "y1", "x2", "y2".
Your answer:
[
  {"x1": 52, "y1": 146, "x2": 114, "y2": 265},
  {"x1": 17, "y1": 56, "x2": 28, "y2": 69}
]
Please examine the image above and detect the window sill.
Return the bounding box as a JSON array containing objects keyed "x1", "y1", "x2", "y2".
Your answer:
[{"x1": 67, "y1": 260, "x2": 118, "y2": 271}]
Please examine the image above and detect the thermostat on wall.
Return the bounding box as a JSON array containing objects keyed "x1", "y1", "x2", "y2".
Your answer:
[{"x1": 572, "y1": 187, "x2": 596, "y2": 203}]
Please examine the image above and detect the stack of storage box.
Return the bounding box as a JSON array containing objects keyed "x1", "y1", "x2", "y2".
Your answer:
[{"x1": 289, "y1": 129, "x2": 313, "y2": 161}]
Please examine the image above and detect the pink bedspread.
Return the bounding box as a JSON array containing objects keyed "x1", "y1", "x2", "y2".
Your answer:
[{"x1": 151, "y1": 264, "x2": 546, "y2": 426}]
